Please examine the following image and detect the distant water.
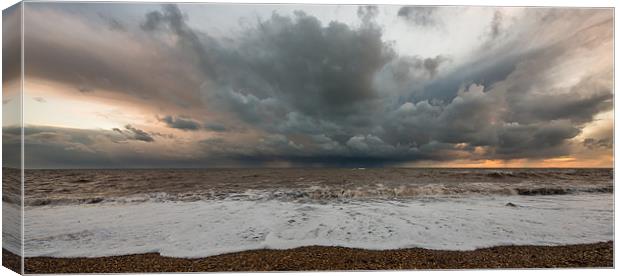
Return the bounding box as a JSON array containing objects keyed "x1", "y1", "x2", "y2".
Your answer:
[{"x1": 4, "y1": 168, "x2": 614, "y2": 257}]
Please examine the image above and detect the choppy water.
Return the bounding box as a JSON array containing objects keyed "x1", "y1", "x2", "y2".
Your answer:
[
  {"x1": 15, "y1": 168, "x2": 614, "y2": 206},
  {"x1": 2, "y1": 168, "x2": 614, "y2": 258}
]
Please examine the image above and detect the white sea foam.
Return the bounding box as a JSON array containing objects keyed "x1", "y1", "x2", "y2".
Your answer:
[
  {"x1": 2, "y1": 203, "x2": 22, "y2": 255},
  {"x1": 19, "y1": 193, "x2": 613, "y2": 258}
]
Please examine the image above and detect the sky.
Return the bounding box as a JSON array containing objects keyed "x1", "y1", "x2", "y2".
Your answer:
[{"x1": 1, "y1": 3, "x2": 614, "y2": 168}]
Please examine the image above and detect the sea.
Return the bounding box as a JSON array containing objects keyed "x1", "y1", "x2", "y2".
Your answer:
[{"x1": 2, "y1": 168, "x2": 614, "y2": 258}]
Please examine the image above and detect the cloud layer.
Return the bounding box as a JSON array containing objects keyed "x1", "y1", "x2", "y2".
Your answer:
[{"x1": 6, "y1": 3, "x2": 613, "y2": 168}]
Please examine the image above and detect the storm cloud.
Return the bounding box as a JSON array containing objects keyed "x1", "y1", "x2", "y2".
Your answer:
[{"x1": 11, "y1": 3, "x2": 613, "y2": 168}]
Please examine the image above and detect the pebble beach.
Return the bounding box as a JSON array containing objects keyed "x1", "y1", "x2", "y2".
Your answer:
[{"x1": 5, "y1": 241, "x2": 613, "y2": 273}]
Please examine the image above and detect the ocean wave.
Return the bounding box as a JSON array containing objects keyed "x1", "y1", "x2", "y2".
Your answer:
[
  {"x1": 23, "y1": 182, "x2": 613, "y2": 207},
  {"x1": 18, "y1": 168, "x2": 613, "y2": 207}
]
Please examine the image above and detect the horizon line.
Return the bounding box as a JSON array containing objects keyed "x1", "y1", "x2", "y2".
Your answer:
[{"x1": 3, "y1": 166, "x2": 614, "y2": 170}]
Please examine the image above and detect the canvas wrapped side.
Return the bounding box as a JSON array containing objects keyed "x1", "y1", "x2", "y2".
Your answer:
[{"x1": 2, "y1": 1, "x2": 23, "y2": 275}]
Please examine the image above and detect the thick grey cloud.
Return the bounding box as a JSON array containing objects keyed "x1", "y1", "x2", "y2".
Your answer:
[
  {"x1": 136, "y1": 4, "x2": 394, "y2": 121},
  {"x1": 493, "y1": 120, "x2": 580, "y2": 158},
  {"x1": 222, "y1": 11, "x2": 394, "y2": 118},
  {"x1": 15, "y1": 4, "x2": 613, "y2": 168},
  {"x1": 382, "y1": 84, "x2": 566, "y2": 159}
]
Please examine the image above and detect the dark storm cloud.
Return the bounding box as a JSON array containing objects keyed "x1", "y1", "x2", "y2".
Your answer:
[
  {"x1": 507, "y1": 81, "x2": 612, "y2": 124},
  {"x1": 397, "y1": 6, "x2": 439, "y2": 27},
  {"x1": 212, "y1": 10, "x2": 395, "y2": 119},
  {"x1": 19, "y1": 5, "x2": 613, "y2": 167},
  {"x1": 197, "y1": 132, "x2": 450, "y2": 167},
  {"x1": 381, "y1": 63, "x2": 609, "y2": 161},
  {"x1": 91, "y1": 3, "x2": 394, "y2": 124},
  {"x1": 162, "y1": 6, "x2": 399, "y2": 144},
  {"x1": 112, "y1": 125, "x2": 155, "y2": 142},
  {"x1": 160, "y1": 115, "x2": 202, "y2": 131},
  {"x1": 493, "y1": 120, "x2": 580, "y2": 158}
]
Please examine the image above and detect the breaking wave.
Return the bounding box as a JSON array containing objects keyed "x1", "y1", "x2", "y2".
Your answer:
[{"x1": 24, "y1": 182, "x2": 613, "y2": 207}]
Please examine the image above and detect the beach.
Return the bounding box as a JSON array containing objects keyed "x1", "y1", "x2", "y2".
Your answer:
[
  {"x1": 3, "y1": 168, "x2": 613, "y2": 272},
  {"x1": 9, "y1": 242, "x2": 613, "y2": 273}
]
